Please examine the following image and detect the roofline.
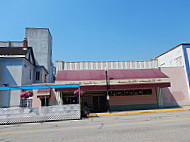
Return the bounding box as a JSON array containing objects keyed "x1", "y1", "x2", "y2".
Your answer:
[
  {"x1": 0, "y1": 46, "x2": 32, "y2": 48},
  {"x1": 23, "y1": 57, "x2": 35, "y2": 67},
  {"x1": 0, "y1": 41, "x2": 23, "y2": 43},
  {"x1": 56, "y1": 59, "x2": 157, "y2": 63},
  {"x1": 26, "y1": 27, "x2": 50, "y2": 30},
  {"x1": 154, "y1": 43, "x2": 190, "y2": 59},
  {"x1": 25, "y1": 27, "x2": 52, "y2": 39},
  {"x1": 36, "y1": 65, "x2": 49, "y2": 74},
  {"x1": 57, "y1": 68, "x2": 161, "y2": 73},
  {"x1": 27, "y1": 47, "x2": 36, "y2": 66},
  {"x1": 0, "y1": 55, "x2": 26, "y2": 58}
]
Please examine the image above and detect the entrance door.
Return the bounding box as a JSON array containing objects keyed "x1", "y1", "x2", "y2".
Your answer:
[{"x1": 93, "y1": 96, "x2": 107, "y2": 112}]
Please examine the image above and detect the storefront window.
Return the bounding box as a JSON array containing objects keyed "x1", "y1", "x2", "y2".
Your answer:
[
  {"x1": 110, "y1": 89, "x2": 152, "y2": 96},
  {"x1": 41, "y1": 98, "x2": 49, "y2": 106},
  {"x1": 20, "y1": 98, "x2": 32, "y2": 107}
]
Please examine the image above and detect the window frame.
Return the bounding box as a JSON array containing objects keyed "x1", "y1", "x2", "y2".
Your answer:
[{"x1": 36, "y1": 71, "x2": 40, "y2": 81}]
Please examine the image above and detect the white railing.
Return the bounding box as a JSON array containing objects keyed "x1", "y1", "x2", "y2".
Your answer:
[
  {"x1": 0, "y1": 104, "x2": 80, "y2": 124},
  {"x1": 63, "y1": 60, "x2": 158, "y2": 70}
]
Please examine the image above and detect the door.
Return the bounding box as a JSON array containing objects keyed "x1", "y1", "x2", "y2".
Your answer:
[{"x1": 93, "y1": 96, "x2": 107, "y2": 112}]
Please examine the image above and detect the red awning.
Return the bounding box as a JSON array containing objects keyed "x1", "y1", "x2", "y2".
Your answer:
[
  {"x1": 56, "y1": 70, "x2": 105, "y2": 81},
  {"x1": 37, "y1": 89, "x2": 50, "y2": 93},
  {"x1": 55, "y1": 69, "x2": 170, "y2": 90},
  {"x1": 56, "y1": 69, "x2": 169, "y2": 80},
  {"x1": 37, "y1": 89, "x2": 50, "y2": 97}
]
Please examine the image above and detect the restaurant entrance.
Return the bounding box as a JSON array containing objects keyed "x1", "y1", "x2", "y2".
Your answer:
[
  {"x1": 92, "y1": 95, "x2": 107, "y2": 112},
  {"x1": 81, "y1": 93, "x2": 107, "y2": 113}
]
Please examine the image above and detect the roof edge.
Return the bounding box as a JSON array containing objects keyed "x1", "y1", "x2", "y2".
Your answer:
[
  {"x1": 154, "y1": 43, "x2": 190, "y2": 59},
  {"x1": 56, "y1": 59, "x2": 157, "y2": 63},
  {"x1": 25, "y1": 27, "x2": 52, "y2": 39}
]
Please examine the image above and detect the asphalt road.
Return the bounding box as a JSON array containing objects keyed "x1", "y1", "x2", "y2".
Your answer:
[{"x1": 1, "y1": 110, "x2": 190, "y2": 142}]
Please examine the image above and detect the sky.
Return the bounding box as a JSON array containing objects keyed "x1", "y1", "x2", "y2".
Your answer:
[{"x1": 1, "y1": 0, "x2": 190, "y2": 63}]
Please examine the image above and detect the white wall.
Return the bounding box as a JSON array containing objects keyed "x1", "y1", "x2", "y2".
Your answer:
[
  {"x1": 34, "y1": 66, "x2": 48, "y2": 83},
  {"x1": 157, "y1": 45, "x2": 185, "y2": 67},
  {"x1": 0, "y1": 58, "x2": 35, "y2": 107},
  {"x1": 21, "y1": 59, "x2": 35, "y2": 85},
  {"x1": 0, "y1": 58, "x2": 23, "y2": 107},
  {"x1": 157, "y1": 44, "x2": 190, "y2": 107},
  {"x1": 0, "y1": 60, "x2": 3, "y2": 107},
  {"x1": 25, "y1": 28, "x2": 53, "y2": 83},
  {"x1": 0, "y1": 41, "x2": 23, "y2": 47},
  {"x1": 56, "y1": 61, "x2": 64, "y2": 75}
]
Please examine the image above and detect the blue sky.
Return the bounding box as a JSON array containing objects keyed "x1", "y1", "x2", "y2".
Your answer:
[{"x1": 1, "y1": 0, "x2": 190, "y2": 63}]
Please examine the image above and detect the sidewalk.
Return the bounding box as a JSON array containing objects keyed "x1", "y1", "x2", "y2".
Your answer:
[{"x1": 87, "y1": 106, "x2": 190, "y2": 117}]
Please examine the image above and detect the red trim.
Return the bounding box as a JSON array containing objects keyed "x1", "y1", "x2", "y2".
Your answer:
[
  {"x1": 55, "y1": 83, "x2": 170, "y2": 92},
  {"x1": 37, "y1": 95, "x2": 50, "y2": 98},
  {"x1": 55, "y1": 88, "x2": 80, "y2": 92},
  {"x1": 56, "y1": 69, "x2": 169, "y2": 81},
  {"x1": 37, "y1": 89, "x2": 50, "y2": 93}
]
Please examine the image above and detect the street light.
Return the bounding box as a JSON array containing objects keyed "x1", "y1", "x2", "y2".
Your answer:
[{"x1": 105, "y1": 68, "x2": 110, "y2": 112}]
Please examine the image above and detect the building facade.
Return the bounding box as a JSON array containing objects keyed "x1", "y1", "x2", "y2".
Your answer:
[
  {"x1": 25, "y1": 28, "x2": 54, "y2": 83},
  {"x1": 155, "y1": 43, "x2": 190, "y2": 107},
  {"x1": 55, "y1": 60, "x2": 170, "y2": 112},
  {"x1": 55, "y1": 43, "x2": 190, "y2": 112},
  {"x1": 0, "y1": 28, "x2": 54, "y2": 108},
  {"x1": 0, "y1": 44, "x2": 36, "y2": 107}
]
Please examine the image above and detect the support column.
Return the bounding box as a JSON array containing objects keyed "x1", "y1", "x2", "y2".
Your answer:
[
  {"x1": 56, "y1": 91, "x2": 63, "y2": 105},
  {"x1": 156, "y1": 88, "x2": 164, "y2": 108}
]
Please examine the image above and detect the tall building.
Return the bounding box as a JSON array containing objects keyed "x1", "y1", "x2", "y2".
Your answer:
[{"x1": 25, "y1": 28, "x2": 54, "y2": 83}]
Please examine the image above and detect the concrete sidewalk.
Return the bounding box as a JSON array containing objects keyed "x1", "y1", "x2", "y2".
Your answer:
[{"x1": 87, "y1": 106, "x2": 190, "y2": 117}]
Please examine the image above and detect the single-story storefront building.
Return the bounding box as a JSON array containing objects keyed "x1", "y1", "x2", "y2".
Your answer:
[{"x1": 55, "y1": 69, "x2": 170, "y2": 112}]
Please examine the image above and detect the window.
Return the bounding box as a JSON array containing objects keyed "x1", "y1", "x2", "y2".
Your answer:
[
  {"x1": 110, "y1": 89, "x2": 152, "y2": 96},
  {"x1": 20, "y1": 98, "x2": 32, "y2": 107},
  {"x1": 143, "y1": 89, "x2": 152, "y2": 95},
  {"x1": 27, "y1": 99, "x2": 32, "y2": 108},
  {"x1": 28, "y1": 53, "x2": 31, "y2": 62},
  {"x1": 125, "y1": 90, "x2": 134, "y2": 95},
  {"x1": 134, "y1": 90, "x2": 143, "y2": 95},
  {"x1": 29, "y1": 69, "x2": 32, "y2": 80},
  {"x1": 36, "y1": 71, "x2": 40, "y2": 81},
  {"x1": 45, "y1": 74, "x2": 47, "y2": 83},
  {"x1": 41, "y1": 98, "x2": 49, "y2": 106},
  {"x1": 21, "y1": 98, "x2": 27, "y2": 107}
]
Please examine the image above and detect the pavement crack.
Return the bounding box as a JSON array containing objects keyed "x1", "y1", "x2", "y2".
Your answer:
[{"x1": 98, "y1": 123, "x2": 104, "y2": 129}]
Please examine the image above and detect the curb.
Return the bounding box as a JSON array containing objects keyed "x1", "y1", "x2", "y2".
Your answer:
[{"x1": 87, "y1": 108, "x2": 190, "y2": 117}]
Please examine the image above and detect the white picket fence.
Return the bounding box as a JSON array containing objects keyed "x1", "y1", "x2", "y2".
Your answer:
[{"x1": 0, "y1": 104, "x2": 80, "y2": 124}]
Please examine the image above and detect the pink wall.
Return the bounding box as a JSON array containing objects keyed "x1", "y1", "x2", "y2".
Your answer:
[
  {"x1": 49, "y1": 89, "x2": 56, "y2": 106},
  {"x1": 160, "y1": 67, "x2": 190, "y2": 105},
  {"x1": 32, "y1": 90, "x2": 41, "y2": 108},
  {"x1": 110, "y1": 88, "x2": 157, "y2": 106},
  {"x1": 32, "y1": 89, "x2": 56, "y2": 108}
]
